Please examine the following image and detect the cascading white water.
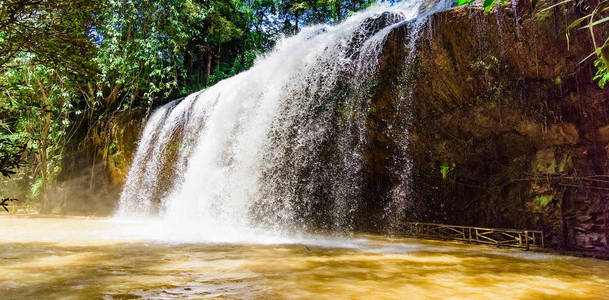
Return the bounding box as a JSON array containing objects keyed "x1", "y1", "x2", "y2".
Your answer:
[{"x1": 117, "y1": 0, "x2": 454, "y2": 242}]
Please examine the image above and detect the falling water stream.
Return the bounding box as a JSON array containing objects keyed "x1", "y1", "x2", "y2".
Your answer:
[
  {"x1": 3, "y1": 1, "x2": 609, "y2": 299},
  {"x1": 117, "y1": 0, "x2": 453, "y2": 238}
]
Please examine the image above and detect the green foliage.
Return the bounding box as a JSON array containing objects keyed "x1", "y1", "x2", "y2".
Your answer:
[
  {"x1": 366, "y1": 103, "x2": 377, "y2": 115},
  {"x1": 0, "y1": 136, "x2": 26, "y2": 178},
  {"x1": 30, "y1": 176, "x2": 42, "y2": 198},
  {"x1": 594, "y1": 47, "x2": 609, "y2": 88},
  {"x1": 457, "y1": 0, "x2": 509, "y2": 13},
  {"x1": 95, "y1": 0, "x2": 199, "y2": 106},
  {"x1": 535, "y1": 195, "x2": 553, "y2": 207},
  {"x1": 459, "y1": 0, "x2": 609, "y2": 87},
  {"x1": 541, "y1": 0, "x2": 609, "y2": 88},
  {"x1": 0, "y1": 53, "x2": 82, "y2": 208},
  {"x1": 0, "y1": 0, "x2": 101, "y2": 74},
  {"x1": 440, "y1": 162, "x2": 456, "y2": 179},
  {"x1": 338, "y1": 105, "x2": 351, "y2": 118}
]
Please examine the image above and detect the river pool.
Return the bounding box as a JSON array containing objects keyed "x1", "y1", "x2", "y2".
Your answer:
[{"x1": 1, "y1": 216, "x2": 608, "y2": 299}]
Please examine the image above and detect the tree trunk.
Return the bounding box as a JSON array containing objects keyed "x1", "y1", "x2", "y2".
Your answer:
[
  {"x1": 334, "y1": 2, "x2": 341, "y2": 22},
  {"x1": 215, "y1": 46, "x2": 221, "y2": 71},
  {"x1": 35, "y1": 76, "x2": 52, "y2": 214},
  {"x1": 295, "y1": 13, "x2": 299, "y2": 32},
  {"x1": 205, "y1": 51, "x2": 212, "y2": 84},
  {"x1": 185, "y1": 51, "x2": 193, "y2": 83},
  {"x1": 105, "y1": 83, "x2": 122, "y2": 107}
]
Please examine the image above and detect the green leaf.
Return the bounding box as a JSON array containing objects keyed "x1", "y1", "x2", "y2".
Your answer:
[
  {"x1": 540, "y1": 0, "x2": 575, "y2": 12},
  {"x1": 580, "y1": 16, "x2": 609, "y2": 29},
  {"x1": 484, "y1": 0, "x2": 497, "y2": 13},
  {"x1": 568, "y1": 15, "x2": 590, "y2": 32},
  {"x1": 440, "y1": 162, "x2": 456, "y2": 179}
]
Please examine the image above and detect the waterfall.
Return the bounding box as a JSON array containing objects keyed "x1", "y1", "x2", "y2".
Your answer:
[{"x1": 117, "y1": 0, "x2": 454, "y2": 241}]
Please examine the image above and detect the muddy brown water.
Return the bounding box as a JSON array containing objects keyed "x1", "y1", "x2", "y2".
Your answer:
[{"x1": 1, "y1": 216, "x2": 608, "y2": 299}]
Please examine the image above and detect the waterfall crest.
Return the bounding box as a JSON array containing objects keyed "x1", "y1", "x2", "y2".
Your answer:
[{"x1": 117, "y1": 0, "x2": 454, "y2": 241}]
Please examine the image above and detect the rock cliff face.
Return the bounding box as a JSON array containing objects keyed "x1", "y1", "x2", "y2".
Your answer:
[
  {"x1": 374, "y1": 1, "x2": 609, "y2": 251},
  {"x1": 57, "y1": 109, "x2": 145, "y2": 215},
  {"x1": 61, "y1": 0, "x2": 608, "y2": 253}
]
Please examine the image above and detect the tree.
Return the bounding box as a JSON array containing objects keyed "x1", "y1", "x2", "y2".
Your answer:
[
  {"x1": 0, "y1": 0, "x2": 101, "y2": 75},
  {"x1": 94, "y1": 0, "x2": 196, "y2": 110},
  {"x1": 1, "y1": 1, "x2": 102, "y2": 212},
  {"x1": 1, "y1": 55, "x2": 82, "y2": 212}
]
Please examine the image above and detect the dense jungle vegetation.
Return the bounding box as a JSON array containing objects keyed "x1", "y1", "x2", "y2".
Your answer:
[{"x1": 0, "y1": 0, "x2": 607, "y2": 212}]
